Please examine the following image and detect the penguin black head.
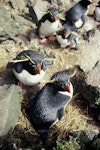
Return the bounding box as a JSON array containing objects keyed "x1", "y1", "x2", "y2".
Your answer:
[
  {"x1": 63, "y1": 22, "x2": 76, "y2": 37},
  {"x1": 48, "y1": 7, "x2": 59, "y2": 21},
  {"x1": 14, "y1": 50, "x2": 45, "y2": 74},
  {"x1": 80, "y1": 0, "x2": 92, "y2": 6},
  {"x1": 51, "y1": 70, "x2": 71, "y2": 92},
  {"x1": 56, "y1": 28, "x2": 67, "y2": 39}
]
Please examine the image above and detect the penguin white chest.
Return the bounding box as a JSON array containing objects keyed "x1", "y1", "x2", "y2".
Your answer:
[
  {"x1": 75, "y1": 18, "x2": 84, "y2": 28},
  {"x1": 95, "y1": 7, "x2": 100, "y2": 21},
  {"x1": 56, "y1": 35, "x2": 70, "y2": 48},
  {"x1": 13, "y1": 69, "x2": 45, "y2": 86},
  {"x1": 59, "y1": 83, "x2": 73, "y2": 111},
  {"x1": 39, "y1": 20, "x2": 59, "y2": 37}
]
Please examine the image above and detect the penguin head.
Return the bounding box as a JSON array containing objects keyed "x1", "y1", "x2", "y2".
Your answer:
[
  {"x1": 48, "y1": 7, "x2": 59, "y2": 21},
  {"x1": 81, "y1": 0, "x2": 92, "y2": 6},
  {"x1": 13, "y1": 50, "x2": 45, "y2": 74},
  {"x1": 51, "y1": 70, "x2": 71, "y2": 92},
  {"x1": 56, "y1": 28, "x2": 68, "y2": 39},
  {"x1": 13, "y1": 50, "x2": 53, "y2": 74},
  {"x1": 63, "y1": 23, "x2": 75, "y2": 38}
]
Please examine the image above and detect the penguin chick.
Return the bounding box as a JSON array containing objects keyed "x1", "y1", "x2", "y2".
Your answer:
[
  {"x1": 56, "y1": 28, "x2": 79, "y2": 50},
  {"x1": 26, "y1": 70, "x2": 73, "y2": 148},
  {"x1": 94, "y1": 1, "x2": 100, "y2": 22},
  {"x1": 65, "y1": 0, "x2": 92, "y2": 29},
  {"x1": 37, "y1": 7, "x2": 60, "y2": 43},
  {"x1": 12, "y1": 50, "x2": 52, "y2": 86}
]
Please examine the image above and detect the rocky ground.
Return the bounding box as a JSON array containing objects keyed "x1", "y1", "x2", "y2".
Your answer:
[{"x1": 0, "y1": 0, "x2": 100, "y2": 150}]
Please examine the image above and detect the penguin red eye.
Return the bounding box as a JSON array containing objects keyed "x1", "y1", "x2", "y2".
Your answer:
[{"x1": 29, "y1": 62, "x2": 32, "y2": 65}]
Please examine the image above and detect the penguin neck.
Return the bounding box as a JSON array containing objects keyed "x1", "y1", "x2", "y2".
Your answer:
[{"x1": 58, "y1": 83, "x2": 73, "y2": 98}]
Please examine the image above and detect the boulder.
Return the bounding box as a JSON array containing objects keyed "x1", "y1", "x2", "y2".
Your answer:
[
  {"x1": 0, "y1": 6, "x2": 20, "y2": 40},
  {"x1": 0, "y1": 68, "x2": 21, "y2": 139},
  {"x1": 0, "y1": 84, "x2": 21, "y2": 137},
  {"x1": 79, "y1": 61, "x2": 100, "y2": 107},
  {"x1": 79, "y1": 30, "x2": 100, "y2": 73}
]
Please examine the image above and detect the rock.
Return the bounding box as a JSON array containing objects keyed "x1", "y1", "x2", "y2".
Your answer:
[
  {"x1": 32, "y1": 0, "x2": 50, "y2": 21},
  {"x1": 0, "y1": 84, "x2": 21, "y2": 137},
  {"x1": 81, "y1": 61, "x2": 100, "y2": 107},
  {"x1": 9, "y1": 0, "x2": 26, "y2": 11},
  {"x1": 86, "y1": 61, "x2": 100, "y2": 89},
  {"x1": 79, "y1": 30, "x2": 100, "y2": 73},
  {"x1": 0, "y1": 6, "x2": 20, "y2": 40}
]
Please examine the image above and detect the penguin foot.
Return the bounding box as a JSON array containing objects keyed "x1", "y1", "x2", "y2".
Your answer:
[
  {"x1": 40, "y1": 38, "x2": 48, "y2": 44},
  {"x1": 17, "y1": 81, "x2": 24, "y2": 89},
  {"x1": 48, "y1": 35, "x2": 56, "y2": 41}
]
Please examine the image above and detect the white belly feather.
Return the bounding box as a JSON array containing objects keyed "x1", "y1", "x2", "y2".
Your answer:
[
  {"x1": 39, "y1": 20, "x2": 59, "y2": 37},
  {"x1": 56, "y1": 35, "x2": 70, "y2": 48},
  {"x1": 13, "y1": 69, "x2": 45, "y2": 86}
]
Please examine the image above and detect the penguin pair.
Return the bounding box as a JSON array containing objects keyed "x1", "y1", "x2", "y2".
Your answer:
[
  {"x1": 37, "y1": 7, "x2": 60, "y2": 44},
  {"x1": 56, "y1": 0, "x2": 92, "y2": 49},
  {"x1": 26, "y1": 70, "x2": 73, "y2": 148},
  {"x1": 9, "y1": 50, "x2": 52, "y2": 86},
  {"x1": 94, "y1": 1, "x2": 100, "y2": 22}
]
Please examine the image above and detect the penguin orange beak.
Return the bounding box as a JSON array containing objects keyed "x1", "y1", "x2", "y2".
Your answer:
[
  {"x1": 65, "y1": 33, "x2": 70, "y2": 38},
  {"x1": 66, "y1": 84, "x2": 71, "y2": 93},
  {"x1": 36, "y1": 65, "x2": 41, "y2": 74},
  {"x1": 54, "y1": 16, "x2": 57, "y2": 21}
]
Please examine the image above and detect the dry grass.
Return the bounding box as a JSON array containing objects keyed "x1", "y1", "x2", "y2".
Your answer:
[{"x1": 52, "y1": 100, "x2": 87, "y2": 139}]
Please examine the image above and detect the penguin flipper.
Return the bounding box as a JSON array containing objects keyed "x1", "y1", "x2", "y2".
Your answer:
[
  {"x1": 57, "y1": 108, "x2": 64, "y2": 120},
  {"x1": 72, "y1": 38, "x2": 79, "y2": 50}
]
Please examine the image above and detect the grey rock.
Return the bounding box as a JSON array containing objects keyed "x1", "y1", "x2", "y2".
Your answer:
[
  {"x1": 79, "y1": 30, "x2": 100, "y2": 73},
  {"x1": 9, "y1": 0, "x2": 26, "y2": 10},
  {"x1": 74, "y1": 61, "x2": 100, "y2": 107},
  {"x1": 0, "y1": 6, "x2": 20, "y2": 40},
  {"x1": 0, "y1": 84, "x2": 21, "y2": 137},
  {"x1": 86, "y1": 61, "x2": 100, "y2": 88},
  {"x1": 33, "y1": 0, "x2": 50, "y2": 21},
  {"x1": 83, "y1": 61, "x2": 100, "y2": 107}
]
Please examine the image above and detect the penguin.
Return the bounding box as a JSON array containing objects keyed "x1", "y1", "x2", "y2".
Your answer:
[
  {"x1": 10, "y1": 50, "x2": 52, "y2": 86},
  {"x1": 26, "y1": 70, "x2": 73, "y2": 148},
  {"x1": 37, "y1": 7, "x2": 60, "y2": 43},
  {"x1": 65, "y1": 0, "x2": 92, "y2": 29},
  {"x1": 56, "y1": 28, "x2": 79, "y2": 50},
  {"x1": 94, "y1": 1, "x2": 100, "y2": 22}
]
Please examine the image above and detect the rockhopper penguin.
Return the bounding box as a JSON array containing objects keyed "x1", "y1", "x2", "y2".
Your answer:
[
  {"x1": 26, "y1": 70, "x2": 73, "y2": 148},
  {"x1": 56, "y1": 28, "x2": 79, "y2": 49},
  {"x1": 65, "y1": 0, "x2": 92, "y2": 29},
  {"x1": 37, "y1": 7, "x2": 60, "y2": 43},
  {"x1": 11, "y1": 50, "x2": 52, "y2": 86}
]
